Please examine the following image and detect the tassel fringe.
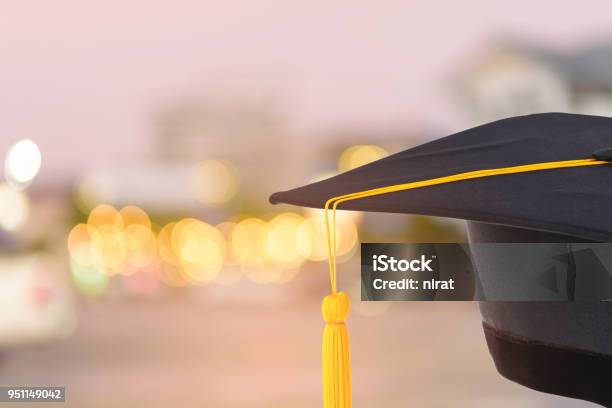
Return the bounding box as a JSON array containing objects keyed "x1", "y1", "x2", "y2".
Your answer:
[{"x1": 322, "y1": 292, "x2": 352, "y2": 408}]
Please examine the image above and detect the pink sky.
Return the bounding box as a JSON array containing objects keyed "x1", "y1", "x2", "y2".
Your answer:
[{"x1": 2, "y1": 0, "x2": 612, "y2": 183}]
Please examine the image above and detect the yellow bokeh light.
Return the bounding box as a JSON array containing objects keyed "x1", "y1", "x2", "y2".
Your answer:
[
  {"x1": 265, "y1": 213, "x2": 306, "y2": 269},
  {"x1": 338, "y1": 145, "x2": 388, "y2": 173},
  {"x1": 231, "y1": 218, "x2": 269, "y2": 267},
  {"x1": 70, "y1": 205, "x2": 158, "y2": 276},
  {"x1": 156, "y1": 218, "x2": 227, "y2": 285},
  {"x1": 88, "y1": 204, "x2": 122, "y2": 230},
  {"x1": 123, "y1": 223, "x2": 154, "y2": 252},
  {"x1": 193, "y1": 159, "x2": 240, "y2": 204},
  {"x1": 90, "y1": 224, "x2": 127, "y2": 274},
  {"x1": 124, "y1": 227, "x2": 157, "y2": 270},
  {"x1": 303, "y1": 207, "x2": 364, "y2": 224},
  {"x1": 67, "y1": 224, "x2": 96, "y2": 266},
  {"x1": 335, "y1": 216, "x2": 358, "y2": 258},
  {"x1": 295, "y1": 217, "x2": 327, "y2": 261},
  {"x1": 170, "y1": 218, "x2": 199, "y2": 256},
  {"x1": 157, "y1": 222, "x2": 179, "y2": 266},
  {"x1": 119, "y1": 206, "x2": 151, "y2": 229},
  {"x1": 179, "y1": 221, "x2": 225, "y2": 284},
  {"x1": 68, "y1": 201, "x2": 325, "y2": 289},
  {"x1": 120, "y1": 206, "x2": 155, "y2": 269},
  {"x1": 296, "y1": 211, "x2": 359, "y2": 261},
  {"x1": 216, "y1": 221, "x2": 238, "y2": 266}
]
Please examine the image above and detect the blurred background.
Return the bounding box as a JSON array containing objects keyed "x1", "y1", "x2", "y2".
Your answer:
[{"x1": 1, "y1": 1, "x2": 612, "y2": 406}]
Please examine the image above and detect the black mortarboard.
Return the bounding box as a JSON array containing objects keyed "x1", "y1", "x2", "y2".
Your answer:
[
  {"x1": 270, "y1": 113, "x2": 612, "y2": 407},
  {"x1": 271, "y1": 112, "x2": 612, "y2": 242}
]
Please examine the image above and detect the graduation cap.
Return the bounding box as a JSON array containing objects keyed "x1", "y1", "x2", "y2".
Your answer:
[{"x1": 269, "y1": 113, "x2": 612, "y2": 407}]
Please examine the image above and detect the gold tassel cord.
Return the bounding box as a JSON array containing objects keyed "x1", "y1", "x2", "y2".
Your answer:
[{"x1": 321, "y1": 158, "x2": 608, "y2": 408}]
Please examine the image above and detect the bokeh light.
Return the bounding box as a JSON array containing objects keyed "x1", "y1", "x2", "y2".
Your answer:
[
  {"x1": 265, "y1": 212, "x2": 305, "y2": 269},
  {"x1": 192, "y1": 159, "x2": 240, "y2": 204},
  {"x1": 120, "y1": 206, "x2": 156, "y2": 269},
  {"x1": 170, "y1": 218, "x2": 199, "y2": 256},
  {"x1": 216, "y1": 221, "x2": 238, "y2": 266},
  {"x1": 68, "y1": 204, "x2": 159, "y2": 285},
  {"x1": 338, "y1": 144, "x2": 388, "y2": 173},
  {"x1": 231, "y1": 218, "x2": 269, "y2": 267},
  {"x1": 4, "y1": 139, "x2": 42, "y2": 187},
  {"x1": 297, "y1": 209, "x2": 359, "y2": 262},
  {"x1": 0, "y1": 184, "x2": 29, "y2": 231},
  {"x1": 67, "y1": 224, "x2": 96, "y2": 266},
  {"x1": 70, "y1": 261, "x2": 109, "y2": 298},
  {"x1": 295, "y1": 217, "x2": 327, "y2": 261},
  {"x1": 124, "y1": 227, "x2": 157, "y2": 270},
  {"x1": 88, "y1": 204, "x2": 122, "y2": 229},
  {"x1": 67, "y1": 200, "x2": 358, "y2": 292},
  {"x1": 214, "y1": 222, "x2": 243, "y2": 285},
  {"x1": 120, "y1": 206, "x2": 152, "y2": 230},
  {"x1": 157, "y1": 222, "x2": 179, "y2": 266},
  {"x1": 178, "y1": 220, "x2": 225, "y2": 284},
  {"x1": 90, "y1": 224, "x2": 127, "y2": 274}
]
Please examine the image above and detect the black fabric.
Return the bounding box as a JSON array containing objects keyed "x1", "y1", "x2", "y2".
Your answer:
[
  {"x1": 467, "y1": 220, "x2": 598, "y2": 244},
  {"x1": 470, "y1": 222, "x2": 612, "y2": 404},
  {"x1": 270, "y1": 113, "x2": 612, "y2": 242},
  {"x1": 484, "y1": 323, "x2": 612, "y2": 407}
]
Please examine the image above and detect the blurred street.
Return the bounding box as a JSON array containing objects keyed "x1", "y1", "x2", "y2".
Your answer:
[{"x1": 0, "y1": 293, "x2": 596, "y2": 407}]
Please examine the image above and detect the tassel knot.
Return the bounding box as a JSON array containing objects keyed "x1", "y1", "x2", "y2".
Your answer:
[{"x1": 322, "y1": 292, "x2": 350, "y2": 323}]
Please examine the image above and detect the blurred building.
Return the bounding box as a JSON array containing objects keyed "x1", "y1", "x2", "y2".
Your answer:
[
  {"x1": 77, "y1": 92, "x2": 313, "y2": 216},
  {"x1": 156, "y1": 95, "x2": 287, "y2": 162},
  {"x1": 155, "y1": 94, "x2": 312, "y2": 205},
  {"x1": 456, "y1": 40, "x2": 612, "y2": 123}
]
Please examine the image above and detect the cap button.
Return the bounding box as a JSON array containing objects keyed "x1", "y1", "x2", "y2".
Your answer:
[{"x1": 592, "y1": 148, "x2": 612, "y2": 161}]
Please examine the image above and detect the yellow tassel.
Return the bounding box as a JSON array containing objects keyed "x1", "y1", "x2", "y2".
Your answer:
[
  {"x1": 322, "y1": 291, "x2": 352, "y2": 408},
  {"x1": 319, "y1": 157, "x2": 609, "y2": 407}
]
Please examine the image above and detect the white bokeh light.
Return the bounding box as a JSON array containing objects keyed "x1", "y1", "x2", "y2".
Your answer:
[
  {"x1": 5, "y1": 139, "x2": 42, "y2": 186},
  {"x1": 0, "y1": 184, "x2": 29, "y2": 231}
]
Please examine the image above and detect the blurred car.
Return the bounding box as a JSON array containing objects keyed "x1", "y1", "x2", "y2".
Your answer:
[{"x1": 0, "y1": 254, "x2": 76, "y2": 349}]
